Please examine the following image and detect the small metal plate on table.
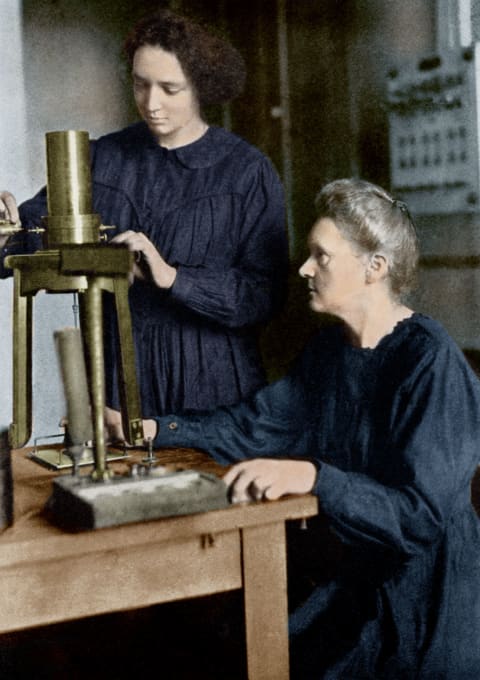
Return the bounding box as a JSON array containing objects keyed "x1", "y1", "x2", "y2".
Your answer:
[{"x1": 29, "y1": 436, "x2": 129, "y2": 470}]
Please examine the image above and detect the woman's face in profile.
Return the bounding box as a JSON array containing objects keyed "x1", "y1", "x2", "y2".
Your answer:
[
  {"x1": 299, "y1": 217, "x2": 368, "y2": 317},
  {"x1": 132, "y1": 45, "x2": 202, "y2": 147}
]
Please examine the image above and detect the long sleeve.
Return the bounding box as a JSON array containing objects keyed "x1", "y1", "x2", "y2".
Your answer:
[
  {"x1": 153, "y1": 319, "x2": 480, "y2": 565},
  {"x1": 315, "y1": 342, "x2": 480, "y2": 561},
  {"x1": 168, "y1": 159, "x2": 288, "y2": 328},
  {"x1": 152, "y1": 366, "x2": 310, "y2": 464}
]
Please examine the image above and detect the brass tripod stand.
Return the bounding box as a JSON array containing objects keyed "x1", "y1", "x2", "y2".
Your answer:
[{"x1": 5, "y1": 130, "x2": 144, "y2": 479}]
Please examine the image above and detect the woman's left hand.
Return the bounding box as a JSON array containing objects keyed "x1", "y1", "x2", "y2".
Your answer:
[
  {"x1": 104, "y1": 406, "x2": 124, "y2": 444},
  {"x1": 223, "y1": 458, "x2": 317, "y2": 503},
  {"x1": 104, "y1": 409, "x2": 158, "y2": 449},
  {"x1": 111, "y1": 230, "x2": 177, "y2": 289}
]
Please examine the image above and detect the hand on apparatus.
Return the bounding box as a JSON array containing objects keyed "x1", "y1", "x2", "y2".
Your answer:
[
  {"x1": 104, "y1": 409, "x2": 158, "y2": 445},
  {"x1": 0, "y1": 191, "x2": 19, "y2": 247},
  {"x1": 0, "y1": 191, "x2": 19, "y2": 223},
  {"x1": 104, "y1": 406, "x2": 124, "y2": 444},
  {"x1": 110, "y1": 230, "x2": 177, "y2": 289},
  {"x1": 223, "y1": 458, "x2": 317, "y2": 503}
]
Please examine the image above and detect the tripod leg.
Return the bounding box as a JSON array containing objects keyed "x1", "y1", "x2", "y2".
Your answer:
[
  {"x1": 112, "y1": 277, "x2": 144, "y2": 446},
  {"x1": 9, "y1": 269, "x2": 32, "y2": 448}
]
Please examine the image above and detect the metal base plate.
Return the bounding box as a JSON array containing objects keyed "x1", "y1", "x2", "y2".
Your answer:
[{"x1": 29, "y1": 447, "x2": 129, "y2": 471}]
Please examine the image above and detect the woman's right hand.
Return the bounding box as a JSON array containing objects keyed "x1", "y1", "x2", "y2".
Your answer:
[
  {"x1": 0, "y1": 191, "x2": 19, "y2": 224},
  {"x1": 0, "y1": 191, "x2": 19, "y2": 248}
]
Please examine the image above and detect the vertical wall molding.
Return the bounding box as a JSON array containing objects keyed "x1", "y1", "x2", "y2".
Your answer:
[
  {"x1": 437, "y1": 0, "x2": 472, "y2": 48},
  {"x1": 276, "y1": 0, "x2": 295, "y2": 252}
]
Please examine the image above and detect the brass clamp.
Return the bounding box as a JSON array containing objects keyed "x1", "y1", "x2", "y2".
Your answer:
[
  {"x1": 0, "y1": 220, "x2": 22, "y2": 237},
  {"x1": 0, "y1": 221, "x2": 47, "y2": 237},
  {"x1": 99, "y1": 224, "x2": 115, "y2": 242}
]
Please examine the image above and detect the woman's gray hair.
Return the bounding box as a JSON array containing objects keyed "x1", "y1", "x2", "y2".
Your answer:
[{"x1": 315, "y1": 178, "x2": 419, "y2": 297}]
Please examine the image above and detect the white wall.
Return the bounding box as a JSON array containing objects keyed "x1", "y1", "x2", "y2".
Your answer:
[
  {"x1": 0, "y1": 0, "x2": 32, "y2": 436},
  {"x1": 0, "y1": 0, "x2": 134, "y2": 442}
]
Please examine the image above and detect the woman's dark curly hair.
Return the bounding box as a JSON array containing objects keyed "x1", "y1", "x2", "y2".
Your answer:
[{"x1": 124, "y1": 9, "x2": 246, "y2": 109}]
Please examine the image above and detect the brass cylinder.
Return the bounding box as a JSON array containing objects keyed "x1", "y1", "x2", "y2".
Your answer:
[{"x1": 43, "y1": 130, "x2": 101, "y2": 247}]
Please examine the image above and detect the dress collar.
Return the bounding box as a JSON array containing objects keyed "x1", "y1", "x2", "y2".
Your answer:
[{"x1": 140, "y1": 123, "x2": 241, "y2": 169}]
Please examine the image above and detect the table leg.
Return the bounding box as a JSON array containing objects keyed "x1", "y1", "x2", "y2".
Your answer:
[{"x1": 241, "y1": 521, "x2": 289, "y2": 680}]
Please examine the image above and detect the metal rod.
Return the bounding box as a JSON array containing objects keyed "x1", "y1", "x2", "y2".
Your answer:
[{"x1": 84, "y1": 278, "x2": 109, "y2": 481}]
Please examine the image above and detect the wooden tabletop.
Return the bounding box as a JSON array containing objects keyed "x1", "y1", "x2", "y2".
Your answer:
[
  {"x1": 3, "y1": 445, "x2": 317, "y2": 549},
  {"x1": 0, "y1": 446, "x2": 318, "y2": 680}
]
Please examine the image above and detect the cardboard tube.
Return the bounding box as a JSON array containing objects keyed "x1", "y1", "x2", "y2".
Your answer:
[{"x1": 54, "y1": 327, "x2": 93, "y2": 446}]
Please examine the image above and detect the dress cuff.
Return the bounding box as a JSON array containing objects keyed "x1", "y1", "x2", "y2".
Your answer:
[
  {"x1": 169, "y1": 266, "x2": 195, "y2": 305},
  {"x1": 152, "y1": 415, "x2": 205, "y2": 450}
]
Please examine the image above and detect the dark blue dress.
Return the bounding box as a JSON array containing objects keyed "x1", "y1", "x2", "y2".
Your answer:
[
  {"x1": 1, "y1": 123, "x2": 288, "y2": 415},
  {"x1": 151, "y1": 314, "x2": 480, "y2": 678}
]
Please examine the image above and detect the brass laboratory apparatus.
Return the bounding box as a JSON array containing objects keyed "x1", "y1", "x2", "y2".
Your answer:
[
  {"x1": 4, "y1": 130, "x2": 228, "y2": 530},
  {"x1": 5, "y1": 130, "x2": 144, "y2": 479}
]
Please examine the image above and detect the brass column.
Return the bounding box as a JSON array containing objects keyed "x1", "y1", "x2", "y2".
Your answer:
[{"x1": 6, "y1": 131, "x2": 144, "y2": 478}]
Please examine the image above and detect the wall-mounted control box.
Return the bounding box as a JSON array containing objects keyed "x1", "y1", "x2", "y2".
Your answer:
[{"x1": 387, "y1": 44, "x2": 480, "y2": 214}]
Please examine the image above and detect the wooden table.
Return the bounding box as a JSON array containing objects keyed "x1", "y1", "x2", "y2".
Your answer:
[{"x1": 0, "y1": 447, "x2": 318, "y2": 680}]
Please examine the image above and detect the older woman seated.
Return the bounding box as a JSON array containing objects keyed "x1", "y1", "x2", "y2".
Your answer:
[{"x1": 119, "y1": 178, "x2": 480, "y2": 679}]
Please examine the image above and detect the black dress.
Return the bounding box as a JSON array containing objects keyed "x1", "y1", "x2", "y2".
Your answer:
[
  {"x1": 1, "y1": 123, "x2": 288, "y2": 415},
  {"x1": 152, "y1": 314, "x2": 480, "y2": 678}
]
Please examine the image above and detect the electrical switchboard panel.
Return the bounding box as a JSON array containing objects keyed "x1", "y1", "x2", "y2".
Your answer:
[{"x1": 387, "y1": 44, "x2": 480, "y2": 214}]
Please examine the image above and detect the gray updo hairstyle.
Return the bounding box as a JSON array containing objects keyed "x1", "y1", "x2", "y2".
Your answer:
[{"x1": 315, "y1": 178, "x2": 419, "y2": 297}]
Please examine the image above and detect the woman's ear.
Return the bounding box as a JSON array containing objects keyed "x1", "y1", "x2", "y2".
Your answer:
[{"x1": 365, "y1": 253, "x2": 388, "y2": 282}]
